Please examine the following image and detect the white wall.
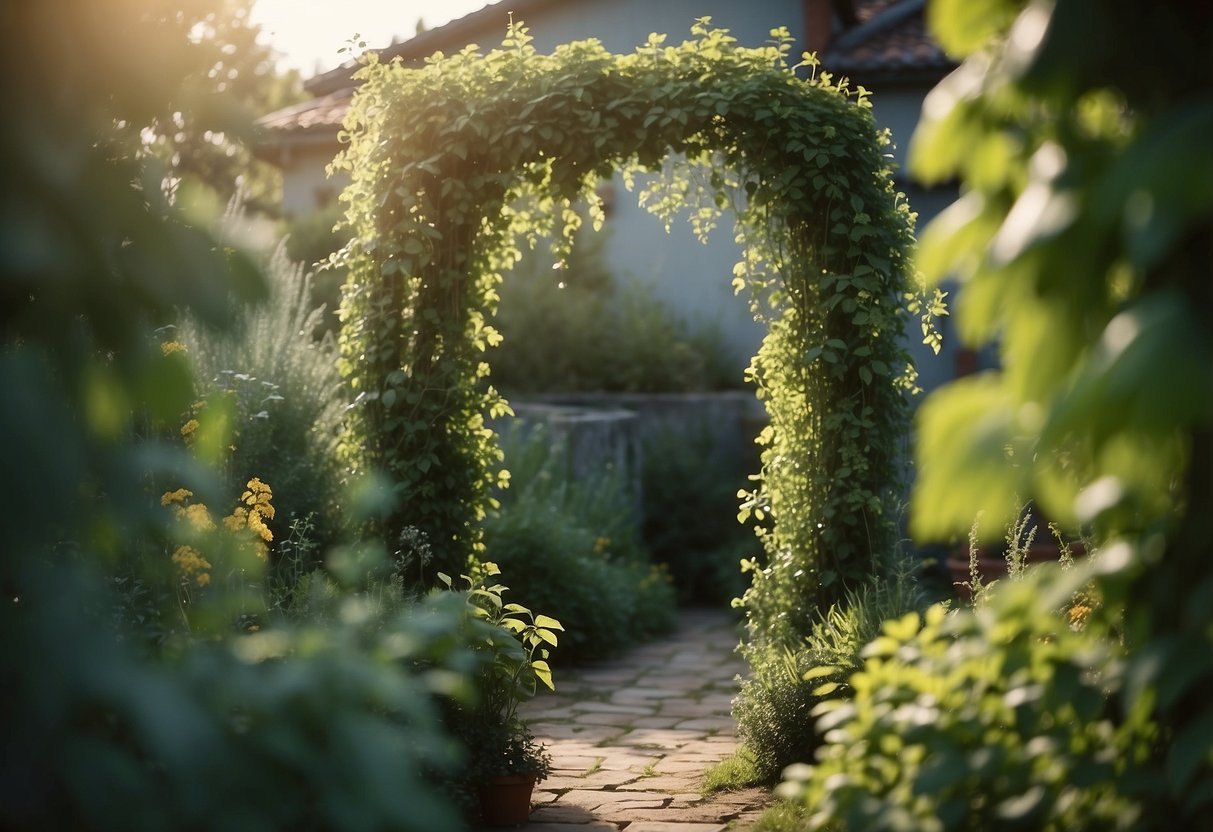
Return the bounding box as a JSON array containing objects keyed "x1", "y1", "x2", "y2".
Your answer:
[{"x1": 280, "y1": 142, "x2": 346, "y2": 219}]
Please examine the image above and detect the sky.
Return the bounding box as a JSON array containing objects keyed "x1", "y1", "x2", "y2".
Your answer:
[{"x1": 250, "y1": 0, "x2": 498, "y2": 76}]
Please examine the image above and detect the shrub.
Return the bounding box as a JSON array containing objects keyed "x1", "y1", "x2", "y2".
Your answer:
[
  {"x1": 735, "y1": 557, "x2": 924, "y2": 783},
  {"x1": 491, "y1": 227, "x2": 738, "y2": 394},
  {"x1": 782, "y1": 564, "x2": 1155, "y2": 831},
  {"x1": 641, "y1": 421, "x2": 754, "y2": 604},
  {"x1": 482, "y1": 425, "x2": 675, "y2": 662},
  {"x1": 179, "y1": 237, "x2": 346, "y2": 555}
]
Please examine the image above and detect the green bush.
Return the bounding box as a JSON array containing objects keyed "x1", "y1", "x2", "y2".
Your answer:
[
  {"x1": 483, "y1": 425, "x2": 675, "y2": 662},
  {"x1": 180, "y1": 238, "x2": 346, "y2": 555},
  {"x1": 783, "y1": 565, "x2": 1155, "y2": 831},
  {"x1": 641, "y1": 421, "x2": 754, "y2": 604},
  {"x1": 491, "y1": 228, "x2": 739, "y2": 394},
  {"x1": 735, "y1": 558, "x2": 924, "y2": 783}
]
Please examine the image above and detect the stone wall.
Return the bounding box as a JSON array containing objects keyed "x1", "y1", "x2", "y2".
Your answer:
[{"x1": 498, "y1": 392, "x2": 767, "y2": 516}]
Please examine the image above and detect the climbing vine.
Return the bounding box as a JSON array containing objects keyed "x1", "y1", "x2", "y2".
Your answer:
[{"x1": 332, "y1": 19, "x2": 925, "y2": 645}]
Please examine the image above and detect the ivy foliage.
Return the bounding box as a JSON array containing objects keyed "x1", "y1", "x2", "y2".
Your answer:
[{"x1": 333, "y1": 19, "x2": 924, "y2": 635}]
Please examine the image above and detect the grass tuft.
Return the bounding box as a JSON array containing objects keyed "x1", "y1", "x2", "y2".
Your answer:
[{"x1": 702, "y1": 746, "x2": 764, "y2": 793}]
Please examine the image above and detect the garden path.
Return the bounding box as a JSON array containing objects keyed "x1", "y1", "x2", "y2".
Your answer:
[{"x1": 485, "y1": 608, "x2": 771, "y2": 831}]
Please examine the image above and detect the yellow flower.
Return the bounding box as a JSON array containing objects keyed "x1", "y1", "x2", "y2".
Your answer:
[
  {"x1": 1068, "y1": 604, "x2": 1093, "y2": 630},
  {"x1": 242, "y1": 478, "x2": 274, "y2": 509},
  {"x1": 247, "y1": 511, "x2": 272, "y2": 543},
  {"x1": 160, "y1": 488, "x2": 193, "y2": 506},
  {"x1": 181, "y1": 503, "x2": 215, "y2": 532},
  {"x1": 171, "y1": 544, "x2": 212, "y2": 586},
  {"x1": 224, "y1": 506, "x2": 248, "y2": 531},
  {"x1": 160, "y1": 340, "x2": 186, "y2": 356}
]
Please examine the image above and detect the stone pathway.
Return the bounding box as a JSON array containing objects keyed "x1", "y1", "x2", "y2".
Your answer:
[{"x1": 484, "y1": 608, "x2": 771, "y2": 831}]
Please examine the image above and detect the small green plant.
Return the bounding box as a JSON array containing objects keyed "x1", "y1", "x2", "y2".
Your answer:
[
  {"x1": 441, "y1": 562, "x2": 561, "y2": 782},
  {"x1": 747, "y1": 801, "x2": 809, "y2": 832}
]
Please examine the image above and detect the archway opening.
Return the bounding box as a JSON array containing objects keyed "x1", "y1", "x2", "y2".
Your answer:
[{"x1": 332, "y1": 19, "x2": 920, "y2": 648}]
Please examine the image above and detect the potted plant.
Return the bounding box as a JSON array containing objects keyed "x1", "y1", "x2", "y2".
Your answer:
[{"x1": 440, "y1": 562, "x2": 562, "y2": 827}]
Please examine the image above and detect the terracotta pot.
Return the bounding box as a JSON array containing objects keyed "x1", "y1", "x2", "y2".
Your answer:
[{"x1": 478, "y1": 773, "x2": 538, "y2": 827}]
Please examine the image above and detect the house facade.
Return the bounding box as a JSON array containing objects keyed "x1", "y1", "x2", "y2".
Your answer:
[{"x1": 256, "y1": 0, "x2": 959, "y2": 385}]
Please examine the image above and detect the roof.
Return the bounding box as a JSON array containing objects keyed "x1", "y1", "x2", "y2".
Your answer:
[
  {"x1": 256, "y1": 87, "x2": 352, "y2": 135},
  {"x1": 257, "y1": 0, "x2": 950, "y2": 143},
  {"x1": 826, "y1": 0, "x2": 953, "y2": 83},
  {"x1": 305, "y1": 0, "x2": 564, "y2": 97}
]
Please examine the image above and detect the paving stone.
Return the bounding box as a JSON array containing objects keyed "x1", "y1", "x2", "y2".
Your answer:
[
  {"x1": 642, "y1": 674, "x2": 711, "y2": 690},
  {"x1": 616, "y1": 810, "x2": 737, "y2": 829},
  {"x1": 573, "y1": 711, "x2": 641, "y2": 728},
  {"x1": 572, "y1": 701, "x2": 655, "y2": 715},
  {"x1": 630, "y1": 716, "x2": 681, "y2": 730},
  {"x1": 499, "y1": 823, "x2": 617, "y2": 832},
  {"x1": 538, "y1": 768, "x2": 641, "y2": 791},
  {"x1": 624, "y1": 823, "x2": 727, "y2": 832},
  {"x1": 653, "y1": 759, "x2": 715, "y2": 774},
  {"x1": 529, "y1": 722, "x2": 625, "y2": 743},
  {"x1": 594, "y1": 750, "x2": 661, "y2": 770},
  {"x1": 610, "y1": 686, "x2": 685, "y2": 701},
  {"x1": 527, "y1": 803, "x2": 606, "y2": 824},
  {"x1": 547, "y1": 754, "x2": 603, "y2": 772},
  {"x1": 615, "y1": 728, "x2": 706, "y2": 750},
  {"x1": 673, "y1": 717, "x2": 736, "y2": 732},
  {"x1": 554, "y1": 789, "x2": 671, "y2": 812},
  {"x1": 612, "y1": 775, "x2": 699, "y2": 793}
]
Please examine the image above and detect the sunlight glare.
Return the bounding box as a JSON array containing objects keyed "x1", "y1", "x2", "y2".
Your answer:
[{"x1": 250, "y1": 0, "x2": 498, "y2": 75}]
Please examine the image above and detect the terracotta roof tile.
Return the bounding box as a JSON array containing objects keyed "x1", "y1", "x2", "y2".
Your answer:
[
  {"x1": 256, "y1": 87, "x2": 352, "y2": 134},
  {"x1": 828, "y1": 0, "x2": 952, "y2": 80}
]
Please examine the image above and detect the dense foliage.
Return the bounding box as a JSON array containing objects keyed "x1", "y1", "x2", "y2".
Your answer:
[
  {"x1": 641, "y1": 421, "x2": 755, "y2": 605},
  {"x1": 786, "y1": 569, "x2": 1151, "y2": 831},
  {"x1": 332, "y1": 20, "x2": 925, "y2": 645},
  {"x1": 0, "y1": 4, "x2": 471, "y2": 829},
  {"x1": 780, "y1": 0, "x2": 1213, "y2": 828}
]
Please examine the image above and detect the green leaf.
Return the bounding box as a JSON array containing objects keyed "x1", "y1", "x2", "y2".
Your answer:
[
  {"x1": 803, "y1": 665, "x2": 837, "y2": 682},
  {"x1": 532, "y1": 660, "x2": 555, "y2": 690},
  {"x1": 534, "y1": 614, "x2": 563, "y2": 631}
]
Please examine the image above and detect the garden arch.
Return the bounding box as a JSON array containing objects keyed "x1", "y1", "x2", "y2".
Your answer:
[{"x1": 333, "y1": 20, "x2": 920, "y2": 643}]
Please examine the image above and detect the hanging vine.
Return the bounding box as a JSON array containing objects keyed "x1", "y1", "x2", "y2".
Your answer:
[{"x1": 331, "y1": 18, "x2": 929, "y2": 646}]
